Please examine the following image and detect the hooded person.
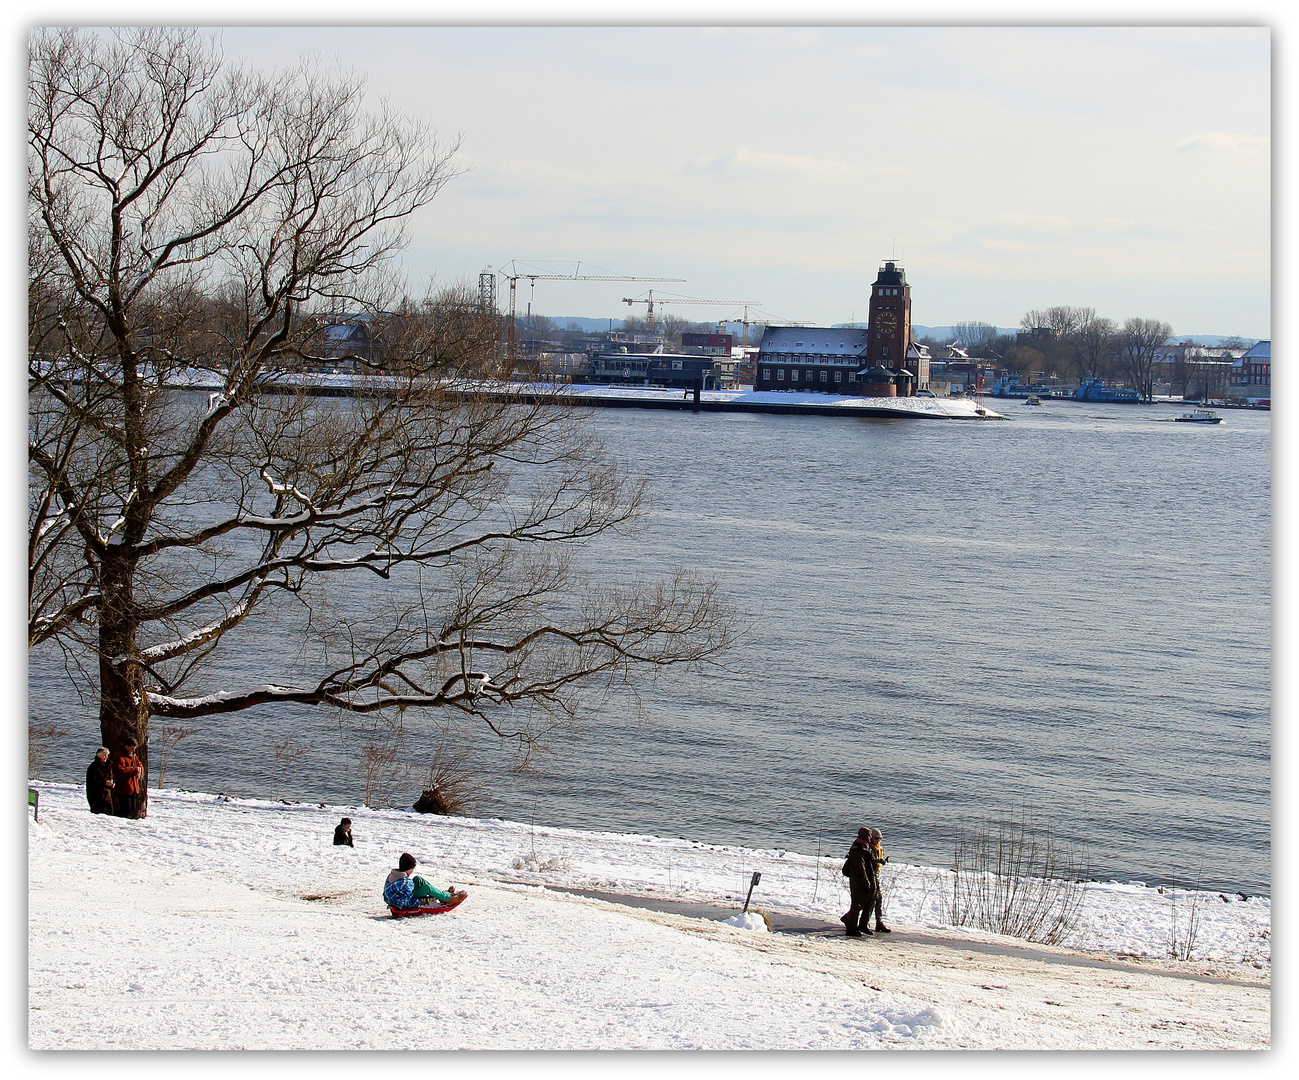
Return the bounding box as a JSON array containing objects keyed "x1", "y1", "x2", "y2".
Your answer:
[
  {"x1": 840, "y1": 826, "x2": 879, "y2": 936},
  {"x1": 383, "y1": 852, "x2": 460, "y2": 910},
  {"x1": 333, "y1": 818, "x2": 354, "y2": 847},
  {"x1": 85, "y1": 747, "x2": 115, "y2": 814}
]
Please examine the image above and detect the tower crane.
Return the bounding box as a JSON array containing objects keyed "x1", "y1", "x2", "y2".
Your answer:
[
  {"x1": 497, "y1": 262, "x2": 684, "y2": 364},
  {"x1": 620, "y1": 291, "x2": 762, "y2": 336}
]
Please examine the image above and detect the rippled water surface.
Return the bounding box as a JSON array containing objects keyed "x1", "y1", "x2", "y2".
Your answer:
[{"x1": 30, "y1": 398, "x2": 1271, "y2": 892}]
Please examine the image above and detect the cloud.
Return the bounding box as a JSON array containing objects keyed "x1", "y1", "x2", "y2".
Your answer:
[
  {"x1": 1175, "y1": 132, "x2": 1270, "y2": 156},
  {"x1": 688, "y1": 147, "x2": 856, "y2": 180},
  {"x1": 995, "y1": 212, "x2": 1077, "y2": 234}
]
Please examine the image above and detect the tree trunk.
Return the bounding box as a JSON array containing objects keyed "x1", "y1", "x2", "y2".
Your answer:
[{"x1": 98, "y1": 550, "x2": 149, "y2": 817}]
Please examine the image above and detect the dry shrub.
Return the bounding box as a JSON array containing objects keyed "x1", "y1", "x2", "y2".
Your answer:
[
  {"x1": 357, "y1": 740, "x2": 400, "y2": 809},
  {"x1": 152, "y1": 723, "x2": 193, "y2": 789},
  {"x1": 28, "y1": 721, "x2": 67, "y2": 780},
  {"x1": 1166, "y1": 873, "x2": 1207, "y2": 961},
  {"x1": 269, "y1": 736, "x2": 309, "y2": 801},
  {"x1": 942, "y1": 811, "x2": 1089, "y2": 946},
  {"x1": 412, "y1": 747, "x2": 482, "y2": 816}
]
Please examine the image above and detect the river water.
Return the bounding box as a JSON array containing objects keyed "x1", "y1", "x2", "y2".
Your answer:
[{"x1": 28, "y1": 398, "x2": 1271, "y2": 894}]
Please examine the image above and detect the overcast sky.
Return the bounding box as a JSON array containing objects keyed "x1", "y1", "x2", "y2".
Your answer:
[{"x1": 211, "y1": 24, "x2": 1270, "y2": 339}]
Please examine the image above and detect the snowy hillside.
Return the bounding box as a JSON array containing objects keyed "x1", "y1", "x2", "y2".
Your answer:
[{"x1": 27, "y1": 784, "x2": 1269, "y2": 1051}]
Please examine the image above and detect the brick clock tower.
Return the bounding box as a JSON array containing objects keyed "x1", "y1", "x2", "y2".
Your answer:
[{"x1": 866, "y1": 260, "x2": 911, "y2": 371}]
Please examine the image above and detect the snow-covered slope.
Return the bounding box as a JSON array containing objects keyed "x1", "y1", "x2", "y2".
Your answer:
[{"x1": 27, "y1": 784, "x2": 1269, "y2": 1050}]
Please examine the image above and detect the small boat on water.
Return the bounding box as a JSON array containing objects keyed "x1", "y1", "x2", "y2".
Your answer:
[
  {"x1": 1174, "y1": 408, "x2": 1223, "y2": 424},
  {"x1": 1024, "y1": 395, "x2": 1042, "y2": 405}
]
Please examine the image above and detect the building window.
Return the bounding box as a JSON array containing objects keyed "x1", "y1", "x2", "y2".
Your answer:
[
  {"x1": 790, "y1": 369, "x2": 799, "y2": 382},
  {"x1": 777, "y1": 369, "x2": 785, "y2": 381},
  {"x1": 882, "y1": 346, "x2": 889, "y2": 357},
  {"x1": 819, "y1": 370, "x2": 828, "y2": 382},
  {"x1": 835, "y1": 370, "x2": 843, "y2": 383},
  {"x1": 762, "y1": 368, "x2": 771, "y2": 381}
]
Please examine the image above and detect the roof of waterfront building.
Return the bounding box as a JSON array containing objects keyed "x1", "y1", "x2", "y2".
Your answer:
[{"x1": 757, "y1": 326, "x2": 869, "y2": 356}]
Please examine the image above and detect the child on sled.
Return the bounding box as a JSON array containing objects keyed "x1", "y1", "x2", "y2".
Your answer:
[{"x1": 383, "y1": 852, "x2": 462, "y2": 910}]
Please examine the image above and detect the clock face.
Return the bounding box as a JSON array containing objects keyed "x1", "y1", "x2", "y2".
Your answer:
[{"x1": 877, "y1": 312, "x2": 898, "y2": 333}]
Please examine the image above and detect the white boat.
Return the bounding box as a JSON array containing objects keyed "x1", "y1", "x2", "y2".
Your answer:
[
  {"x1": 1024, "y1": 395, "x2": 1042, "y2": 405},
  {"x1": 1174, "y1": 408, "x2": 1222, "y2": 424}
]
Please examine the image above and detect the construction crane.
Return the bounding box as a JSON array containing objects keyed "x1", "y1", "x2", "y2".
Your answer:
[
  {"x1": 497, "y1": 262, "x2": 684, "y2": 364},
  {"x1": 621, "y1": 291, "x2": 762, "y2": 336}
]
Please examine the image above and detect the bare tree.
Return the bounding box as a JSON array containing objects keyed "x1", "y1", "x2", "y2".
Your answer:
[
  {"x1": 952, "y1": 321, "x2": 997, "y2": 350},
  {"x1": 1117, "y1": 317, "x2": 1174, "y2": 403},
  {"x1": 29, "y1": 29, "x2": 733, "y2": 818},
  {"x1": 1074, "y1": 315, "x2": 1118, "y2": 381}
]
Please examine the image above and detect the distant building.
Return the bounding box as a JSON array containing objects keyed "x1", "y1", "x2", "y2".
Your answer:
[
  {"x1": 587, "y1": 350, "x2": 739, "y2": 390},
  {"x1": 1232, "y1": 340, "x2": 1270, "y2": 394},
  {"x1": 680, "y1": 332, "x2": 733, "y2": 355},
  {"x1": 754, "y1": 260, "x2": 928, "y2": 395},
  {"x1": 316, "y1": 314, "x2": 377, "y2": 369}
]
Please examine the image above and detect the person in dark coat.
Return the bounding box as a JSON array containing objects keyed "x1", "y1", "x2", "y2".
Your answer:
[
  {"x1": 110, "y1": 738, "x2": 144, "y2": 817},
  {"x1": 841, "y1": 826, "x2": 878, "y2": 937},
  {"x1": 333, "y1": 818, "x2": 354, "y2": 846},
  {"x1": 85, "y1": 747, "x2": 115, "y2": 814}
]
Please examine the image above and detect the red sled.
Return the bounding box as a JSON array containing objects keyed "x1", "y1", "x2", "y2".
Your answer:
[{"x1": 387, "y1": 890, "x2": 468, "y2": 918}]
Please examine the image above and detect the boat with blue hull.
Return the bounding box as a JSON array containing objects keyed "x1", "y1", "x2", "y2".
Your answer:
[{"x1": 1075, "y1": 378, "x2": 1142, "y2": 403}]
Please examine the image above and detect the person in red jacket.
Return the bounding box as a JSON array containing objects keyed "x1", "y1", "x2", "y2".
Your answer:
[{"x1": 110, "y1": 738, "x2": 144, "y2": 817}]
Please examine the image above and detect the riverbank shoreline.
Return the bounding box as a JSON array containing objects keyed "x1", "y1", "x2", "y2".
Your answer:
[{"x1": 27, "y1": 783, "x2": 1270, "y2": 1050}]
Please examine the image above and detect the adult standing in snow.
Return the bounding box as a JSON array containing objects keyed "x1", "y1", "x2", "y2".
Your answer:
[
  {"x1": 333, "y1": 818, "x2": 354, "y2": 846},
  {"x1": 85, "y1": 747, "x2": 115, "y2": 814},
  {"x1": 110, "y1": 738, "x2": 144, "y2": 818},
  {"x1": 384, "y1": 853, "x2": 461, "y2": 910},
  {"x1": 841, "y1": 827, "x2": 878, "y2": 937},
  {"x1": 866, "y1": 828, "x2": 891, "y2": 933}
]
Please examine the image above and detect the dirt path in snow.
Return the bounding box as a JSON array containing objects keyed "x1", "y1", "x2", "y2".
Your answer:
[{"x1": 532, "y1": 885, "x2": 1270, "y2": 1050}]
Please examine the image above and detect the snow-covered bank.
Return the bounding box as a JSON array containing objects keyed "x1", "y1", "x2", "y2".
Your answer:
[{"x1": 28, "y1": 784, "x2": 1269, "y2": 1050}]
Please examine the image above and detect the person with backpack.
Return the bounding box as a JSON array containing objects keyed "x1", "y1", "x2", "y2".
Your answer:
[{"x1": 840, "y1": 826, "x2": 878, "y2": 937}]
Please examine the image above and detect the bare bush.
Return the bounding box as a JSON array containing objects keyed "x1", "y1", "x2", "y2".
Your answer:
[
  {"x1": 1166, "y1": 874, "x2": 1206, "y2": 961},
  {"x1": 269, "y1": 737, "x2": 308, "y2": 801},
  {"x1": 152, "y1": 723, "x2": 192, "y2": 789},
  {"x1": 942, "y1": 812, "x2": 1089, "y2": 945},
  {"x1": 28, "y1": 721, "x2": 67, "y2": 780},
  {"x1": 412, "y1": 746, "x2": 482, "y2": 816},
  {"x1": 357, "y1": 740, "x2": 401, "y2": 809}
]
